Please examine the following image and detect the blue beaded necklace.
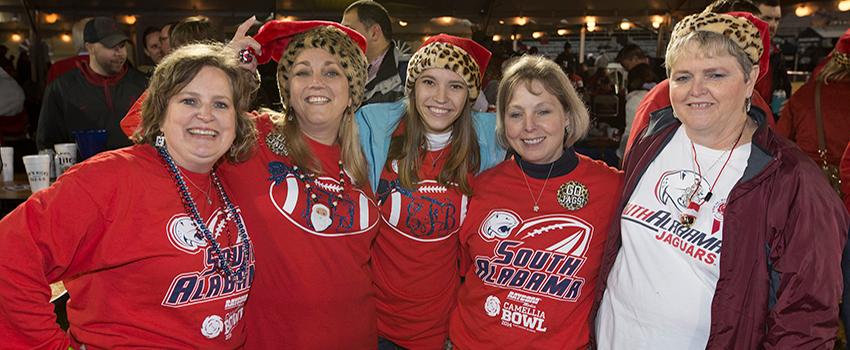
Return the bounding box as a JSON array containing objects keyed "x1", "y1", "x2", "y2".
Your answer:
[{"x1": 156, "y1": 144, "x2": 251, "y2": 281}]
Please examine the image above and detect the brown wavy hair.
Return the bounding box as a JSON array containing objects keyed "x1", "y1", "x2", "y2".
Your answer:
[
  {"x1": 132, "y1": 42, "x2": 259, "y2": 163},
  {"x1": 386, "y1": 90, "x2": 479, "y2": 196}
]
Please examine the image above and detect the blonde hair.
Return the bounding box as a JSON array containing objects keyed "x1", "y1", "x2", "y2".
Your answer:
[
  {"x1": 496, "y1": 55, "x2": 590, "y2": 149},
  {"x1": 133, "y1": 43, "x2": 258, "y2": 163},
  {"x1": 817, "y1": 53, "x2": 850, "y2": 84},
  {"x1": 387, "y1": 89, "x2": 480, "y2": 196}
]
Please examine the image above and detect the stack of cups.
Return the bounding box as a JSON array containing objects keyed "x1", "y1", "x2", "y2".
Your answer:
[
  {"x1": 1, "y1": 147, "x2": 12, "y2": 183},
  {"x1": 53, "y1": 143, "x2": 77, "y2": 176},
  {"x1": 22, "y1": 154, "x2": 51, "y2": 192}
]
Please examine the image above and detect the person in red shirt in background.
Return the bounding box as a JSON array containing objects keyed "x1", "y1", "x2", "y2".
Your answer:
[
  {"x1": 0, "y1": 42, "x2": 258, "y2": 349},
  {"x1": 777, "y1": 28, "x2": 850, "y2": 187},
  {"x1": 752, "y1": 0, "x2": 791, "y2": 118},
  {"x1": 623, "y1": 1, "x2": 775, "y2": 158},
  {"x1": 46, "y1": 18, "x2": 91, "y2": 84},
  {"x1": 449, "y1": 55, "x2": 622, "y2": 349}
]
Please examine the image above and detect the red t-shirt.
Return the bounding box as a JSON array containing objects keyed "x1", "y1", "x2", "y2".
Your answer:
[
  {"x1": 449, "y1": 154, "x2": 622, "y2": 350},
  {"x1": 373, "y1": 145, "x2": 470, "y2": 349},
  {"x1": 0, "y1": 145, "x2": 253, "y2": 348},
  {"x1": 219, "y1": 115, "x2": 380, "y2": 349}
]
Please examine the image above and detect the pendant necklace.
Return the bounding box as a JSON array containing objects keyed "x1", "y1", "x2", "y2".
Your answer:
[
  {"x1": 519, "y1": 160, "x2": 555, "y2": 213},
  {"x1": 181, "y1": 170, "x2": 213, "y2": 205},
  {"x1": 680, "y1": 125, "x2": 746, "y2": 227}
]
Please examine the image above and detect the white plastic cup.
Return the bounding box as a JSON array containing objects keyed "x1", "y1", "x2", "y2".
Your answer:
[
  {"x1": 39, "y1": 149, "x2": 56, "y2": 179},
  {"x1": 0, "y1": 147, "x2": 12, "y2": 183},
  {"x1": 22, "y1": 154, "x2": 51, "y2": 192},
  {"x1": 53, "y1": 143, "x2": 77, "y2": 175}
]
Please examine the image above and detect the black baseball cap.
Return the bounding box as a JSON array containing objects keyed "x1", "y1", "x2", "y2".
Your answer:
[{"x1": 84, "y1": 17, "x2": 129, "y2": 48}]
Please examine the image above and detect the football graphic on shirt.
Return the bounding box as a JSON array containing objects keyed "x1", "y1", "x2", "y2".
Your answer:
[
  {"x1": 269, "y1": 172, "x2": 379, "y2": 237},
  {"x1": 166, "y1": 209, "x2": 241, "y2": 254},
  {"x1": 378, "y1": 178, "x2": 468, "y2": 242}
]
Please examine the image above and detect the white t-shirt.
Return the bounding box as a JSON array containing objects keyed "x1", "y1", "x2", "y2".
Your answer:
[{"x1": 596, "y1": 126, "x2": 751, "y2": 349}]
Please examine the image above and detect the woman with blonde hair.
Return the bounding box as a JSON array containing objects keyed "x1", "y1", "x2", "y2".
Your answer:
[
  {"x1": 595, "y1": 12, "x2": 848, "y2": 349},
  {"x1": 217, "y1": 20, "x2": 380, "y2": 349},
  {"x1": 449, "y1": 55, "x2": 623, "y2": 349}
]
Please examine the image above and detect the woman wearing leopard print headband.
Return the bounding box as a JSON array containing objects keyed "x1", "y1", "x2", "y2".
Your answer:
[{"x1": 594, "y1": 12, "x2": 848, "y2": 349}]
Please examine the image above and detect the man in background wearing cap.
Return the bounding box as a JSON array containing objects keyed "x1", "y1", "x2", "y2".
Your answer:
[
  {"x1": 342, "y1": 0, "x2": 410, "y2": 105},
  {"x1": 37, "y1": 16, "x2": 146, "y2": 152}
]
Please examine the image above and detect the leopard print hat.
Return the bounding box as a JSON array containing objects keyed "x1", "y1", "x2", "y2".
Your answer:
[
  {"x1": 669, "y1": 11, "x2": 768, "y2": 77},
  {"x1": 405, "y1": 34, "x2": 492, "y2": 100},
  {"x1": 254, "y1": 20, "x2": 368, "y2": 112}
]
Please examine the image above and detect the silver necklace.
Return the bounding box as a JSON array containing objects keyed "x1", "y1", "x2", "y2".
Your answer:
[
  {"x1": 179, "y1": 169, "x2": 213, "y2": 205},
  {"x1": 519, "y1": 161, "x2": 555, "y2": 213}
]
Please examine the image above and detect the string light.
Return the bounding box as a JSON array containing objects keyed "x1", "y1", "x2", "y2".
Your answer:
[
  {"x1": 620, "y1": 20, "x2": 632, "y2": 30},
  {"x1": 557, "y1": 28, "x2": 569, "y2": 36},
  {"x1": 492, "y1": 34, "x2": 502, "y2": 42},
  {"x1": 60, "y1": 33, "x2": 72, "y2": 42},
  {"x1": 44, "y1": 13, "x2": 59, "y2": 24},
  {"x1": 11, "y1": 33, "x2": 22, "y2": 42},
  {"x1": 651, "y1": 15, "x2": 664, "y2": 29},
  {"x1": 532, "y1": 31, "x2": 544, "y2": 39},
  {"x1": 586, "y1": 16, "x2": 597, "y2": 32},
  {"x1": 123, "y1": 15, "x2": 136, "y2": 25},
  {"x1": 516, "y1": 17, "x2": 528, "y2": 26},
  {"x1": 795, "y1": 5, "x2": 813, "y2": 16},
  {"x1": 438, "y1": 16, "x2": 454, "y2": 25},
  {"x1": 398, "y1": 20, "x2": 408, "y2": 27},
  {"x1": 839, "y1": 0, "x2": 850, "y2": 11}
]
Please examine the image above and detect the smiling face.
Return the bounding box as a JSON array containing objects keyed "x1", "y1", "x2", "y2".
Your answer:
[
  {"x1": 160, "y1": 65, "x2": 236, "y2": 173},
  {"x1": 669, "y1": 46, "x2": 757, "y2": 142},
  {"x1": 414, "y1": 68, "x2": 468, "y2": 134},
  {"x1": 287, "y1": 48, "x2": 351, "y2": 145},
  {"x1": 504, "y1": 79, "x2": 569, "y2": 164}
]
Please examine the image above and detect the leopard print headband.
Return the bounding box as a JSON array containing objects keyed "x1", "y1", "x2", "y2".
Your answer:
[{"x1": 669, "y1": 12, "x2": 764, "y2": 65}]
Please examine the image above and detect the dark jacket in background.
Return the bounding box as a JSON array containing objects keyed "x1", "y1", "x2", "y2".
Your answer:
[
  {"x1": 362, "y1": 42, "x2": 409, "y2": 106},
  {"x1": 37, "y1": 61, "x2": 146, "y2": 151}
]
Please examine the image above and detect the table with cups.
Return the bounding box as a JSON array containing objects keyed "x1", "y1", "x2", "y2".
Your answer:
[{"x1": 1, "y1": 142, "x2": 78, "y2": 200}]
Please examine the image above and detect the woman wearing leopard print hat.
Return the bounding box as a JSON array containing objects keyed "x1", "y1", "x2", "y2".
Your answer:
[
  {"x1": 355, "y1": 34, "x2": 504, "y2": 349},
  {"x1": 594, "y1": 11, "x2": 848, "y2": 349},
  {"x1": 215, "y1": 20, "x2": 381, "y2": 349}
]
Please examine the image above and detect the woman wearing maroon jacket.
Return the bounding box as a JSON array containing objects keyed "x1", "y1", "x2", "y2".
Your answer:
[{"x1": 448, "y1": 55, "x2": 623, "y2": 349}]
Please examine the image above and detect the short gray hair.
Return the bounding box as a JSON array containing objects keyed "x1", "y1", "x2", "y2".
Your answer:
[{"x1": 665, "y1": 30, "x2": 755, "y2": 81}]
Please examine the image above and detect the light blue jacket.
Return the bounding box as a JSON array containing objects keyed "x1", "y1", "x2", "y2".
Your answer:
[{"x1": 356, "y1": 100, "x2": 506, "y2": 192}]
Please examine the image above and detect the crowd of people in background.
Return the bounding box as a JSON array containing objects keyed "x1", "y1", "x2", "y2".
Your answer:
[{"x1": 0, "y1": 0, "x2": 849, "y2": 348}]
